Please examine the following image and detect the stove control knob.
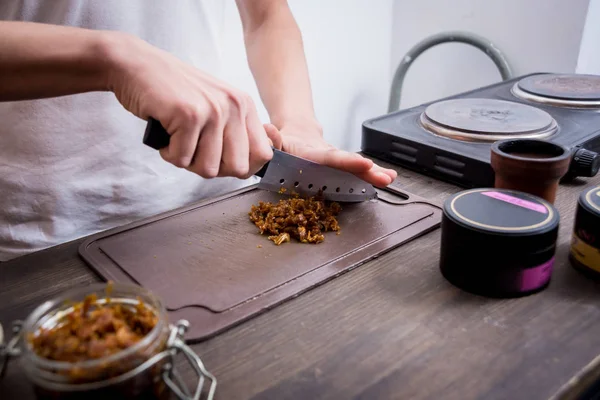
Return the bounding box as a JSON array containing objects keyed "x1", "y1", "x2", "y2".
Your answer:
[{"x1": 570, "y1": 148, "x2": 600, "y2": 178}]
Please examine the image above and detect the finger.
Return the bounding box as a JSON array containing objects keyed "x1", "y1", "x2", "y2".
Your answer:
[
  {"x1": 354, "y1": 168, "x2": 395, "y2": 188},
  {"x1": 290, "y1": 145, "x2": 373, "y2": 174},
  {"x1": 371, "y1": 163, "x2": 398, "y2": 181},
  {"x1": 158, "y1": 113, "x2": 204, "y2": 169},
  {"x1": 187, "y1": 119, "x2": 224, "y2": 178},
  {"x1": 245, "y1": 108, "x2": 273, "y2": 177},
  {"x1": 354, "y1": 162, "x2": 398, "y2": 187},
  {"x1": 218, "y1": 113, "x2": 250, "y2": 178},
  {"x1": 263, "y1": 123, "x2": 283, "y2": 150}
]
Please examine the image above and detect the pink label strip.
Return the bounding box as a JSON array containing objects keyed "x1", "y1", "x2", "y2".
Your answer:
[
  {"x1": 519, "y1": 257, "x2": 554, "y2": 292},
  {"x1": 482, "y1": 191, "x2": 548, "y2": 214}
]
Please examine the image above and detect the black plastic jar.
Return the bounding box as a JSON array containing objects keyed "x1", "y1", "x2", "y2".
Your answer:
[
  {"x1": 569, "y1": 184, "x2": 600, "y2": 279},
  {"x1": 440, "y1": 188, "x2": 560, "y2": 298}
]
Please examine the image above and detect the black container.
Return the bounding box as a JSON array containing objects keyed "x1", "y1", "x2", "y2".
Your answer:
[
  {"x1": 440, "y1": 188, "x2": 560, "y2": 298},
  {"x1": 569, "y1": 184, "x2": 600, "y2": 279}
]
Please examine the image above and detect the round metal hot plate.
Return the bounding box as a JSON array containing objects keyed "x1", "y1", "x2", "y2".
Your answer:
[
  {"x1": 420, "y1": 98, "x2": 558, "y2": 142},
  {"x1": 512, "y1": 74, "x2": 600, "y2": 108}
]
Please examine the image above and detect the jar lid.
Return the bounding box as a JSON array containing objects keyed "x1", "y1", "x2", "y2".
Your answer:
[
  {"x1": 444, "y1": 188, "x2": 559, "y2": 235},
  {"x1": 579, "y1": 184, "x2": 600, "y2": 217}
]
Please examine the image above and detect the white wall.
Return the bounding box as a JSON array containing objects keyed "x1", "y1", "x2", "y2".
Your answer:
[
  {"x1": 577, "y1": 0, "x2": 600, "y2": 74},
  {"x1": 219, "y1": 0, "x2": 393, "y2": 152},
  {"x1": 391, "y1": 0, "x2": 590, "y2": 110}
]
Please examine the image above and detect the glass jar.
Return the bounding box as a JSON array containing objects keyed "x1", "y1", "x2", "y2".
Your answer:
[{"x1": 0, "y1": 283, "x2": 216, "y2": 400}]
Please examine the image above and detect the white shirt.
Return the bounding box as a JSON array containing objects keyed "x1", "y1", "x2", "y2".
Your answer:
[{"x1": 0, "y1": 0, "x2": 255, "y2": 261}]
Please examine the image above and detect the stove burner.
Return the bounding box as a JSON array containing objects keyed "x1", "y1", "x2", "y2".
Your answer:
[
  {"x1": 512, "y1": 74, "x2": 600, "y2": 108},
  {"x1": 420, "y1": 98, "x2": 558, "y2": 142}
]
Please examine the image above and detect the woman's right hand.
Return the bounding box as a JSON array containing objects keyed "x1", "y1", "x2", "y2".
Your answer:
[{"x1": 105, "y1": 32, "x2": 276, "y2": 179}]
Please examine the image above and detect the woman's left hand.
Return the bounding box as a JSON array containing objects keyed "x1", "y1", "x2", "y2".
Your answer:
[{"x1": 263, "y1": 121, "x2": 397, "y2": 188}]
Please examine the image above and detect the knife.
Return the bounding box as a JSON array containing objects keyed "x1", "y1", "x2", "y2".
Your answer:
[{"x1": 143, "y1": 118, "x2": 377, "y2": 202}]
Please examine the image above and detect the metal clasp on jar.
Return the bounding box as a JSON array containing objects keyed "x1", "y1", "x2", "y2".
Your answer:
[
  {"x1": 162, "y1": 320, "x2": 217, "y2": 400},
  {"x1": 0, "y1": 319, "x2": 217, "y2": 400},
  {"x1": 0, "y1": 320, "x2": 23, "y2": 380}
]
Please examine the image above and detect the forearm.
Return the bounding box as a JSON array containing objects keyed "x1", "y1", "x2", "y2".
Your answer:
[
  {"x1": 0, "y1": 21, "x2": 116, "y2": 101},
  {"x1": 237, "y1": 1, "x2": 320, "y2": 135}
]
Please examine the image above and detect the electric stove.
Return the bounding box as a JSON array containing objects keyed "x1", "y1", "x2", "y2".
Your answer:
[{"x1": 361, "y1": 73, "x2": 600, "y2": 188}]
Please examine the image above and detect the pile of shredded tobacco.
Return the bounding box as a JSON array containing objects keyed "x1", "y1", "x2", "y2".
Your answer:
[
  {"x1": 249, "y1": 195, "x2": 341, "y2": 245},
  {"x1": 28, "y1": 289, "x2": 158, "y2": 362}
]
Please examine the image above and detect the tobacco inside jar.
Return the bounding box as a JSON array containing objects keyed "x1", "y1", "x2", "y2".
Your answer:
[{"x1": 19, "y1": 283, "x2": 171, "y2": 400}]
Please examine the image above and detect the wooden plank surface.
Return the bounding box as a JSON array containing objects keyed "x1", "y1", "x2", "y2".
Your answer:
[{"x1": 1, "y1": 158, "x2": 600, "y2": 400}]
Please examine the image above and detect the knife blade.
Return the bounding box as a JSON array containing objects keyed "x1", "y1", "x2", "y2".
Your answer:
[{"x1": 143, "y1": 118, "x2": 377, "y2": 202}]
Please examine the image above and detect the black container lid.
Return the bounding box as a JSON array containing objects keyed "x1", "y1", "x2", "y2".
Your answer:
[
  {"x1": 579, "y1": 184, "x2": 600, "y2": 218},
  {"x1": 443, "y1": 188, "x2": 559, "y2": 249}
]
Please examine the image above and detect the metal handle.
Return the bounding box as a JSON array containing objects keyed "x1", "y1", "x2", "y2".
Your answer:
[
  {"x1": 163, "y1": 320, "x2": 217, "y2": 400},
  {"x1": 388, "y1": 31, "x2": 513, "y2": 112},
  {"x1": 0, "y1": 321, "x2": 23, "y2": 380}
]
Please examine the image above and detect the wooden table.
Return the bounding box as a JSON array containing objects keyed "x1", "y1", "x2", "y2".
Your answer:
[{"x1": 1, "y1": 160, "x2": 600, "y2": 400}]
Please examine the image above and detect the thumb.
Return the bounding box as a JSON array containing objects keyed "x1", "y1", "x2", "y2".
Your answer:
[{"x1": 263, "y1": 123, "x2": 283, "y2": 150}]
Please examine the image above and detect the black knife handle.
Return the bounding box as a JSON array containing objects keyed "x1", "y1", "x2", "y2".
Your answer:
[
  {"x1": 142, "y1": 117, "x2": 270, "y2": 178},
  {"x1": 143, "y1": 118, "x2": 171, "y2": 150}
]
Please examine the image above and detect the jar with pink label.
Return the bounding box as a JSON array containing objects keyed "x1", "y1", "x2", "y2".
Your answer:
[{"x1": 440, "y1": 188, "x2": 559, "y2": 298}]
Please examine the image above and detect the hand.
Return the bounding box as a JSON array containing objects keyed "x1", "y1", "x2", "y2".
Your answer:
[
  {"x1": 263, "y1": 120, "x2": 397, "y2": 188},
  {"x1": 106, "y1": 33, "x2": 273, "y2": 179}
]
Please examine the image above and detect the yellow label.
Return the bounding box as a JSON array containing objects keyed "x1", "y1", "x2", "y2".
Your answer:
[{"x1": 571, "y1": 232, "x2": 600, "y2": 272}]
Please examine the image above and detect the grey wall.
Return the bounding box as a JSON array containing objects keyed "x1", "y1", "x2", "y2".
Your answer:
[
  {"x1": 577, "y1": 0, "x2": 600, "y2": 74},
  {"x1": 219, "y1": 0, "x2": 591, "y2": 152},
  {"x1": 391, "y1": 0, "x2": 590, "y2": 110}
]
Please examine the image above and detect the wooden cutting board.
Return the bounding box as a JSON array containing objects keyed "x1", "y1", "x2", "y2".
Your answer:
[{"x1": 79, "y1": 183, "x2": 442, "y2": 342}]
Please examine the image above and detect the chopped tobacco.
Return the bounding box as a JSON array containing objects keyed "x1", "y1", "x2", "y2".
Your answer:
[
  {"x1": 249, "y1": 194, "x2": 341, "y2": 245},
  {"x1": 28, "y1": 287, "x2": 158, "y2": 363}
]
